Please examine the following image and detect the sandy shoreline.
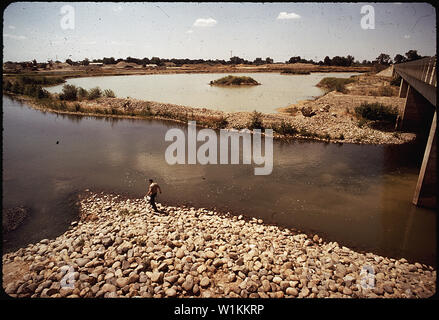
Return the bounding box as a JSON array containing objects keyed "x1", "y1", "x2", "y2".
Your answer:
[{"x1": 2, "y1": 190, "x2": 436, "y2": 298}]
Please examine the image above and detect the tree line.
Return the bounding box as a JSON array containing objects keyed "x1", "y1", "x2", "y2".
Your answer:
[{"x1": 6, "y1": 49, "x2": 427, "y2": 68}]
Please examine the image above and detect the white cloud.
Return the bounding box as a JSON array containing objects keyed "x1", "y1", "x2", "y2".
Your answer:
[
  {"x1": 193, "y1": 17, "x2": 217, "y2": 27},
  {"x1": 404, "y1": 34, "x2": 411, "y2": 39},
  {"x1": 8, "y1": 25, "x2": 16, "y2": 29},
  {"x1": 3, "y1": 33, "x2": 26, "y2": 40},
  {"x1": 186, "y1": 29, "x2": 194, "y2": 34},
  {"x1": 277, "y1": 12, "x2": 301, "y2": 20}
]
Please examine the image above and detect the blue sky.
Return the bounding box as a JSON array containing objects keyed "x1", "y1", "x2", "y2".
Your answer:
[{"x1": 2, "y1": 2, "x2": 436, "y2": 63}]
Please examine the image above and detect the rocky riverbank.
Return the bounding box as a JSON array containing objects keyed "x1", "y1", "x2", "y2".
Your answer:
[{"x1": 2, "y1": 191, "x2": 436, "y2": 298}]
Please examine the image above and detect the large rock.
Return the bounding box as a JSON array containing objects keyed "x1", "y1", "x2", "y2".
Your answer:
[
  {"x1": 300, "y1": 106, "x2": 316, "y2": 117},
  {"x1": 3, "y1": 206, "x2": 30, "y2": 233}
]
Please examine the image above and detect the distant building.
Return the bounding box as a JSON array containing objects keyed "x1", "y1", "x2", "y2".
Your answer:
[{"x1": 163, "y1": 62, "x2": 176, "y2": 67}]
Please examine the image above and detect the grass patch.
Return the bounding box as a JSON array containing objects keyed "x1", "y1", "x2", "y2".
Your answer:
[
  {"x1": 210, "y1": 75, "x2": 260, "y2": 86},
  {"x1": 16, "y1": 75, "x2": 65, "y2": 86},
  {"x1": 354, "y1": 102, "x2": 398, "y2": 123},
  {"x1": 317, "y1": 77, "x2": 356, "y2": 93},
  {"x1": 87, "y1": 87, "x2": 102, "y2": 100},
  {"x1": 280, "y1": 69, "x2": 311, "y2": 75},
  {"x1": 377, "y1": 85, "x2": 395, "y2": 96},
  {"x1": 272, "y1": 120, "x2": 298, "y2": 136},
  {"x1": 103, "y1": 89, "x2": 116, "y2": 98},
  {"x1": 248, "y1": 111, "x2": 264, "y2": 130}
]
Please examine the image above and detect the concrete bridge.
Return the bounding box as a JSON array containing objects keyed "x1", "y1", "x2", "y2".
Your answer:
[{"x1": 393, "y1": 56, "x2": 436, "y2": 208}]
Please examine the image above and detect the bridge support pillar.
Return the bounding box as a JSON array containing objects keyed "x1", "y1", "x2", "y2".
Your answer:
[
  {"x1": 399, "y1": 78, "x2": 409, "y2": 98},
  {"x1": 413, "y1": 111, "x2": 437, "y2": 208},
  {"x1": 397, "y1": 85, "x2": 430, "y2": 132}
]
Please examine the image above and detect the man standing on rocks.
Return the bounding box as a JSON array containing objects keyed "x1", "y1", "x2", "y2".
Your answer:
[{"x1": 147, "y1": 179, "x2": 162, "y2": 213}]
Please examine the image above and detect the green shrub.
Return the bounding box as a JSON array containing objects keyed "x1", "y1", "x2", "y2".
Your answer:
[
  {"x1": 390, "y1": 75, "x2": 402, "y2": 87},
  {"x1": 215, "y1": 116, "x2": 229, "y2": 129},
  {"x1": 18, "y1": 76, "x2": 65, "y2": 86},
  {"x1": 378, "y1": 86, "x2": 394, "y2": 96},
  {"x1": 87, "y1": 87, "x2": 102, "y2": 100},
  {"x1": 59, "y1": 84, "x2": 78, "y2": 101},
  {"x1": 136, "y1": 107, "x2": 152, "y2": 117},
  {"x1": 299, "y1": 128, "x2": 315, "y2": 137},
  {"x1": 11, "y1": 81, "x2": 24, "y2": 94},
  {"x1": 59, "y1": 101, "x2": 67, "y2": 110},
  {"x1": 274, "y1": 120, "x2": 298, "y2": 136},
  {"x1": 3, "y1": 79, "x2": 13, "y2": 92},
  {"x1": 281, "y1": 70, "x2": 311, "y2": 75},
  {"x1": 37, "y1": 88, "x2": 50, "y2": 99},
  {"x1": 355, "y1": 102, "x2": 398, "y2": 123},
  {"x1": 77, "y1": 87, "x2": 88, "y2": 99},
  {"x1": 210, "y1": 75, "x2": 260, "y2": 86},
  {"x1": 248, "y1": 110, "x2": 264, "y2": 130},
  {"x1": 317, "y1": 77, "x2": 355, "y2": 93},
  {"x1": 24, "y1": 84, "x2": 39, "y2": 97},
  {"x1": 103, "y1": 89, "x2": 116, "y2": 98}
]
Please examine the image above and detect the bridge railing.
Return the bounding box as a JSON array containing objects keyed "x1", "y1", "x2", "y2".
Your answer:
[
  {"x1": 394, "y1": 56, "x2": 436, "y2": 87},
  {"x1": 394, "y1": 56, "x2": 437, "y2": 106}
]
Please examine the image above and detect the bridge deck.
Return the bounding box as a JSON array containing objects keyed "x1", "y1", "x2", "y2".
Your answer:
[{"x1": 394, "y1": 57, "x2": 436, "y2": 107}]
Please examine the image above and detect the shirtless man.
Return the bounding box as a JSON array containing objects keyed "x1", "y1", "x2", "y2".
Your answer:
[{"x1": 147, "y1": 179, "x2": 162, "y2": 212}]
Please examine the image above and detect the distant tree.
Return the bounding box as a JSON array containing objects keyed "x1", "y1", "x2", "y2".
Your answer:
[
  {"x1": 32, "y1": 59, "x2": 37, "y2": 66},
  {"x1": 126, "y1": 56, "x2": 142, "y2": 65},
  {"x1": 81, "y1": 58, "x2": 90, "y2": 66},
  {"x1": 375, "y1": 53, "x2": 391, "y2": 65},
  {"x1": 65, "y1": 59, "x2": 74, "y2": 65},
  {"x1": 230, "y1": 56, "x2": 245, "y2": 64},
  {"x1": 393, "y1": 54, "x2": 406, "y2": 64},
  {"x1": 405, "y1": 50, "x2": 422, "y2": 61},
  {"x1": 346, "y1": 55, "x2": 355, "y2": 66},
  {"x1": 150, "y1": 57, "x2": 162, "y2": 66},
  {"x1": 102, "y1": 57, "x2": 116, "y2": 64},
  {"x1": 253, "y1": 57, "x2": 264, "y2": 65},
  {"x1": 288, "y1": 56, "x2": 301, "y2": 64},
  {"x1": 265, "y1": 57, "x2": 274, "y2": 64},
  {"x1": 323, "y1": 56, "x2": 331, "y2": 65}
]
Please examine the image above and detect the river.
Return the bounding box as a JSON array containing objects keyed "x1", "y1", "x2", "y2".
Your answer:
[{"x1": 2, "y1": 95, "x2": 436, "y2": 265}]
